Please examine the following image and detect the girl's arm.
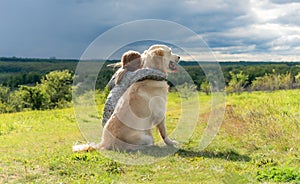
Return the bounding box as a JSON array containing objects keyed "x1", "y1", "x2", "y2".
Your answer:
[
  {"x1": 107, "y1": 73, "x2": 117, "y2": 90},
  {"x1": 128, "y1": 68, "x2": 167, "y2": 86}
]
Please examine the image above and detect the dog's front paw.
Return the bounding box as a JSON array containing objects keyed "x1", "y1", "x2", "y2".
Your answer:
[{"x1": 164, "y1": 138, "x2": 178, "y2": 146}]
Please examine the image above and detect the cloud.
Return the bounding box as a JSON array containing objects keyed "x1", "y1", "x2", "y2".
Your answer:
[
  {"x1": 269, "y1": 0, "x2": 299, "y2": 4},
  {"x1": 200, "y1": 0, "x2": 300, "y2": 61},
  {"x1": 0, "y1": 0, "x2": 299, "y2": 61}
]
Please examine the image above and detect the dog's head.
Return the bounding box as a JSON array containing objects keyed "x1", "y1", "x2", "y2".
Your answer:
[{"x1": 142, "y1": 44, "x2": 180, "y2": 73}]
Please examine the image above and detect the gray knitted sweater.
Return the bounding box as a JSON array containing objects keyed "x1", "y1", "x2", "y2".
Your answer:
[{"x1": 102, "y1": 68, "x2": 167, "y2": 127}]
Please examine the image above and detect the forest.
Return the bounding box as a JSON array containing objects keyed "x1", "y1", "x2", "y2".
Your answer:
[{"x1": 1, "y1": 57, "x2": 300, "y2": 113}]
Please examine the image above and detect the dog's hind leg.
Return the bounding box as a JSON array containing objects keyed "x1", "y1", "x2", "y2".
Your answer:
[{"x1": 139, "y1": 133, "x2": 154, "y2": 145}]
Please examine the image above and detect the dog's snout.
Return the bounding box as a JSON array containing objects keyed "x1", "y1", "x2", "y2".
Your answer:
[{"x1": 176, "y1": 56, "x2": 180, "y2": 62}]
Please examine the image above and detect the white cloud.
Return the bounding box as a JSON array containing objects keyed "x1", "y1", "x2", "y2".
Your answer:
[
  {"x1": 198, "y1": 0, "x2": 300, "y2": 61},
  {"x1": 250, "y1": 0, "x2": 285, "y2": 22}
]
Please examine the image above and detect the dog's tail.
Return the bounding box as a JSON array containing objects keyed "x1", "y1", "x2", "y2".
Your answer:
[{"x1": 72, "y1": 142, "x2": 101, "y2": 152}]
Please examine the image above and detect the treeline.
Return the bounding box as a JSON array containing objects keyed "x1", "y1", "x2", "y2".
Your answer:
[
  {"x1": 1, "y1": 58, "x2": 300, "y2": 90},
  {"x1": 1, "y1": 72, "x2": 43, "y2": 88},
  {"x1": 0, "y1": 60, "x2": 77, "y2": 88},
  {"x1": 1, "y1": 58, "x2": 300, "y2": 113},
  {"x1": 0, "y1": 56, "x2": 78, "y2": 62},
  {"x1": 0, "y1": 60, "x2": 115, "y2": 89}
]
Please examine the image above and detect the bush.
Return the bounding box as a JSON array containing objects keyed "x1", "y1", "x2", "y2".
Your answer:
[
  {"x1": 200, "y1": 80, "x2": 211, "y2": 95},
  {"x1": 226, "y1": 71, "x2": 248, "y2": 94},
  {"x1": 0, "y1": 84, "x2": 10, "y2": 103},
  {"x1": 176, "y1": 82, "x2": 197, "y2": 99},
  {"x1": 252, "y1": 71, "x2": 292, "y2": 91},
  {"x1": 294, "y1": 72, "x2": 300, "y2": 88},
  {"x1": 257, "y1": 166, "x2": 300, "y2": 182},
  {"x1": 7, "y1": 90, "x2": 24, "y2": 112},
  {"x1": 18, "y1": 85, "x2": 49, "y2": 110},
  {"x1": 0, "y1": 70, "x2": 73, "y2": 113},
  {"x1": 0, "y1": 85, "x2": 11, "y2": 113}
]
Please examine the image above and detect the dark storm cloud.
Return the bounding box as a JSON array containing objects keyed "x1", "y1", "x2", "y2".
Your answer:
[{"x1": 0, "y1": 0, "x2": 299, "y2": 61}]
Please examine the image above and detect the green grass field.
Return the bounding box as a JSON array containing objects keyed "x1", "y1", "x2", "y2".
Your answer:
[{"x1": 1, "y1": 90, "x2": 299, "y2": 183}]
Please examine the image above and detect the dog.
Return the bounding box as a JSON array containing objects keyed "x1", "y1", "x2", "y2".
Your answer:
[{"x1": 98, "y1": 44, "x2": 180, "y2": 151}]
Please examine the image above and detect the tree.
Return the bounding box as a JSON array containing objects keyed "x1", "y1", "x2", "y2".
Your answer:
[
  {"x1": 18, "y1": 85, "x2": 49, "y2": 110},
  {"x1": 0, "y1": 85, "x2": 10, "y2": 103},
  {"x1": 40, "y1": 70, "x2": 73, "y2": 108},
  {"x1": 7, "y1": 90, "x2": 24, "y2": 112},
  {"x1": 0, "y1": 85, "x2": 10, "y2": 113},
  {"x1": 200, "y1": 80, "x2": 211, "y2": 95},
  {"x1": 176, "y1": 82, "x2": 197, "y2": 99},
  {"x1": 294, "y1": 72, "x2": 300, "y2": 88},
  {"x1": 226, "y1": 71, "x2": 248, "y2": 94}
]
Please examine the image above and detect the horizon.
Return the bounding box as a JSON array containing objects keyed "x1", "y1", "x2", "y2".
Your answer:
[{"x1": 1, "y1": 56, "x2": 300, "y2": 63}]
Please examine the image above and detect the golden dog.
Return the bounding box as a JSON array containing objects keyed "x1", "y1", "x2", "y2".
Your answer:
[{"x1": 99, "y1": 44, "x2": 180, "y2": 150}]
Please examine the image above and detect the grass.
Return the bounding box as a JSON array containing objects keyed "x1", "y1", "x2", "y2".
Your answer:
[{"x1": 1, "y1": 90, "x2": 300, "y2": 183}]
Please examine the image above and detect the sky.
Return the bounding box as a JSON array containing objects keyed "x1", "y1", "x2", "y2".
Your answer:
[{"x1": 0, "y1": 0, "x2": 300, "y2": 61}]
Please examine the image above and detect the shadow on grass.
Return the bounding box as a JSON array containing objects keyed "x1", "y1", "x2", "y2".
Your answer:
[
  {"x1": 176, "y1": 149, "x2": 251, "y2": 162},
  {"x1": 133, "y1": 146, "x2": 251, "y2": 162}
]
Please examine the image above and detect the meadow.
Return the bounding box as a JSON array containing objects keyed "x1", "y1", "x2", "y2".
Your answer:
[{"x1": 1, "y1": 90, "x2": 299, "y2": 183}]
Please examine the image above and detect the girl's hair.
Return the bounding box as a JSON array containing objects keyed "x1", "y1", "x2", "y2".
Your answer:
[{"x1": 115, "y1": 50, "x2": 142, "y2": 84}]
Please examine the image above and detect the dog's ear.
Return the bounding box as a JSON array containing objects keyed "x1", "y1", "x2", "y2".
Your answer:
[
  {"x1": 150, "y1": 48, "x2": 165, "y2": 72},
  {"x1": 151, "y1": 48, "x2": 164, "y2": 57}
]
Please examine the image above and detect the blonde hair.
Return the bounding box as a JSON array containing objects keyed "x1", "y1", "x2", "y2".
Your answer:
[{"x1": 115, "y1": 50, "x2": 142, "y2": 84}]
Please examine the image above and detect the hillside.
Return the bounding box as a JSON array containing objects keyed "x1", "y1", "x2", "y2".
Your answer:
[{"x1": 1, "y1": 90, "x2": 299, "y2": 183}]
